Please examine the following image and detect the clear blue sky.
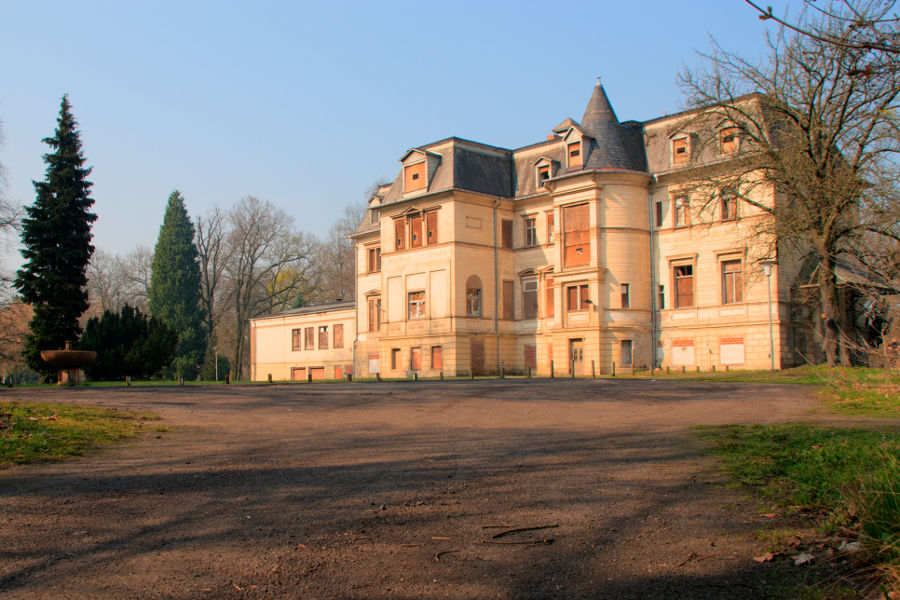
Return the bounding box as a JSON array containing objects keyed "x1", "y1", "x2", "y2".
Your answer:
[{"x1": 0, "y1": 0, "x2": 784, "y2": 266}]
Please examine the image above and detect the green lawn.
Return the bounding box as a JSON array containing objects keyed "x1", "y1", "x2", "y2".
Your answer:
[{"x1": 0, "y1": 402, "x2": 157, "y2": 466}]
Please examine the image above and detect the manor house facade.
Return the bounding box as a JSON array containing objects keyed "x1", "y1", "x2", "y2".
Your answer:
[{"x1": 250, "y1": 81, "x2": 813, "y2": 380}]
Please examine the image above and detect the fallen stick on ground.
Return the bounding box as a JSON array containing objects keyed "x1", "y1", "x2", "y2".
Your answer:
[{"x1": 490, "y1": 523, "x2": 559, "y2": 540}]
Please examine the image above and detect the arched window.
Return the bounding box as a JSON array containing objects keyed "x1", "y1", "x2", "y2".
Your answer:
[{"x1": 466, "y1": 276, "x2": 482, "y2": 317}]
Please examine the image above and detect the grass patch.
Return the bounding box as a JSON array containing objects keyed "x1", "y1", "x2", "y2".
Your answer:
[
  {"x1": 696, "y1": 423, "x2": 900, "y2": 593},
  {"x1": 0, "y1": 401, "x2": 153, "y2": 466}
]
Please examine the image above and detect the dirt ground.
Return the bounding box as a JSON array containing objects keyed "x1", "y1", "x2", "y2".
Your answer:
[{"x1": 0, "y1": 378, "x2": 852, "y2": 599}]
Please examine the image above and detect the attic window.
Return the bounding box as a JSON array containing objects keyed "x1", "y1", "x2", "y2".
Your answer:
[
  {"x1": 404, "y1": 162, "x2": 427, "y2": 192},
  {"x1": 536, "y1": 165, "x2": 550, "y2": 188},
  {"x1": 567, "y1": 142, "x2": 582, "y2": 168},
  {"x1": 720, "y1": 127, "x2": 740, "y2": 153},
  {"x1": 672, "y1": 137, "x2": 690, "y2": 164}
]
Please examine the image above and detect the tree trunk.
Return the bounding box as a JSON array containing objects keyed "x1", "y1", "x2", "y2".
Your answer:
[{"x1": 818, "y1": 253, "x2": 841, "y2": 366}]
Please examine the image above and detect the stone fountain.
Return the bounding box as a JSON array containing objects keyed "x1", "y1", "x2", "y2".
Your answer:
[{"x1": 41, "y1": 341, "x2": 96, "y2": 386}]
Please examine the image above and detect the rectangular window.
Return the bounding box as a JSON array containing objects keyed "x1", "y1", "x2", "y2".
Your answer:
[
  {"x1": 674, "y1": 265, "x2": 694, "y2": 308},
  {"x1": 523, "y1": 277, "x2": 538, "y2": 319},
  {"x1": 566, "y1": 284, "x2": 590, "y2": 311},
  {"x1": 394, "y1": 218, "x2": 406, "y2": 250},
  {"x1": 658, "y1": 285, "x2": 665, "y2": 310},
  {"x1": 318, "y1": 325, "x2": 329, "y2": 349},
  {"x1": 563, "y1": 203, "x2": 590, "y2": 267},
  {"x1": 722, "y1": 259, "x2": 743, "y2": 304},
  {"x1": 621, "y1": 283, "x2": 630, "y2": 309},
  {"x1": 426, "y1": 211, "x2": 438, "y2": 245},
  {"x1": 408, "y1": 291, "x2": 426, "y2": 319},
  {"x1": 501, "y1": 219, "x2": 513, "y2": 249},
  {"x1": 502, "y1": 280, "x2": 514, "y2": 320},
  {"x1": 367, "y1": 246, "x2": 381, "y2": 273},
  {"x1": 410, "y1": 346, "x2": 421, "y2": 370},
  {"x1": 291, "y1": 328, "x2": 301, "y2": 351},
  {"x1": 333, "y1": 323, "x2": 344, "y2": 348},
  {"x1": 672, "y1": 137, "x2": 689, "y2": 164},
  {"x1": 545, "y1": 278, "x2": 554, "y2": 317},
  {"x1": 655, "y1": 201, "x2": 663, "y2": 227},
  {"x1": 721, "y1": 193, "x2": 739, "y2": 221},
  {"x1": 410, "y1": 214, "x2": 423, "y2": 248},
  {"x1": 391, "y1": 348, "x2": 400, "y2": 370},
  {"x1": 568, "y1": 141, "x2": 582, "y2": 167},
  {"x1": 404, "y1": 162, "x2": 426, "y2": 192},
  {"x1": 720, "y1": 127, "x2": 739, "y2": 153},
  {"x1": 674, "y1": 195, "x2": 689, "y2": 227},
  {"x1": 621, "y1": 340, "x2": 633, "y2": 366},
  {"x1": 537, "y1": 165, "x2": 550, "y2": 187},
  {"x1": 524, "y1": 217, "x2": 537, "y2": 247},
  {"x1": 431, "y1": 346, "x2": 443, "y2": 370},
  {"x1": 547, "y1": 213, "x2": 555, "y2": 244},
  {"x1": 368, "y1": 297, "x2": 381, "y2": 332},
  {"x1": 304, "y1": 327, "x2": 315, "y2": 350}
]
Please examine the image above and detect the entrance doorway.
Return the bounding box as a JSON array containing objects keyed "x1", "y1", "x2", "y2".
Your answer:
[{"x1": 568, "y1": 338, "x2": 584, "y2": 374}]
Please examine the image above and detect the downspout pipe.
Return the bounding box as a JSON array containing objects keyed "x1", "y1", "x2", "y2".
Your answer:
[
  {"x1": 648, "y1": 175, "x2": 657, "y2": 371},
  {"x1": 493, "y1": 197, "x2": 501, "y2": 373}
]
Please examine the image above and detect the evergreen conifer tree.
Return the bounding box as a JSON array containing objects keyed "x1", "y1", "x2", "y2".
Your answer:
[
  {"x1": 15, "y1": 95, "x2": 97, "y2": 381},
  {"x1": 148, "y1": 190, "x2": 206, "y2": 379}
]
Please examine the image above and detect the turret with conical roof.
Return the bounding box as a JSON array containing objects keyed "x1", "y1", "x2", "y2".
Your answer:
[{"x1": 575, "y1": 79, "x2": 646, "y2": 172}]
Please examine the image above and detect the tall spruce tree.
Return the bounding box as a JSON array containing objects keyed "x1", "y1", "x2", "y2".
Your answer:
[
  {"x1": 15, "y1": 95, "x2": 97, "y2": 381},
  {"x1": 149, "y1": 190, "x2": 206, "y2": 379}
]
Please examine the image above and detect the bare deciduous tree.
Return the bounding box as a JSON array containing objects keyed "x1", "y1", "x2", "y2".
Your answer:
[
  {"x1": 313, "y1": 201, "x2": 367, "y2": 304},
  {"x1": 196, "y1": 207, "x2": 230, "y2": 352},
  {"x1": 680, "y1": 1, "x2": 900, "y2": 365},
  {"x1": 224, "y1": 196, "x2": 315, "y2": 379},
  {"x1": 86, "y1": 246, "x2": 153, "y2": 316}
]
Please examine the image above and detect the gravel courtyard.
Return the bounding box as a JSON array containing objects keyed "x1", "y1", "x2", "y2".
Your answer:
[{"x1": 0, "y1": 379, "x2": 827, "y2": 599}]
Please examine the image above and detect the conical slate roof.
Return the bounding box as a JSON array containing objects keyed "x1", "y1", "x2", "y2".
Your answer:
[{"x1": 577, "y1": 80, "x2": 646, "y2": 172}]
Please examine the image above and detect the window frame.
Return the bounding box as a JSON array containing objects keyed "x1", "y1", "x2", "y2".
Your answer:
[
  {"x1": 567, "y1": 141, "x2": 583, "y2": 168},
  {"x1": 522, "y1": 276, "x2": 538, "y2": 319},
  {"x1": 318, "y1": 325, "x2": 329, "y2": 350},
  {"x1": 721, "y1": 259, "x2": 744, "y2": 304},
  {"x1": 408, "y1": 290, "x2": 426, "y2": 320},
  {"x1": 721, "y1": 190, "x2": 739, "y2": 221},
  {"x1": 367, "y1": 246, "x2": 381, "y2": 273},
  {"x1": 304, "y1": 327, "x2": 315, "y2": 350},
  {"x1": 367, "y1": 296, "x2": 381, "y2": 332},
  {"x1": 620, "y1": 283, "x2": 630, "y2": 309},
  {"x1": 672, "y1": 136, "x2": 690, "y2": 164},
  {"x1": 546, "y1": 212, "x2": 555, "y2": 244},
  {"x1": 465, "y1": 275, "x2": 482, "y2": 317},
  {"x1": 720, "y1": 126, "x2": 740, "y2": 154},
  {"x1": 673, "y1": 194, "x2": 690, "y2": 228},
  {"x1": 536, "y1": 164, "x2": 550, "y2": 188},
  {"x1": 566, "y1": 283, "x2": 590, "y2": 312},
  {"x1": 524, "y1": 216, "x2": 537, "y2": 248},
  {"x1": 291, "y1": 328, "x2": 301, "y2": 351},
  {"x1": 501, "y1": 219, "x2": 513, "y2": 249},
  {"x1": 404, "y1": 161, "x2": 427, "y2": 192},
  {"x1": 673, "y1": 264, "x2": 694, "y2": 308}
]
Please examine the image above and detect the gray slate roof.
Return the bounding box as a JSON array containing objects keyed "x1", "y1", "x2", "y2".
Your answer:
[
  {"x1": 577, "y1": 83, "x2": 647, "y2": 173},
  {"x1": 255, "y1": 299, "x2": 355, "y2": 320}
]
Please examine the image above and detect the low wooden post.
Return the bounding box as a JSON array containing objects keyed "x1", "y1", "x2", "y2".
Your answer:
[
  {"x1": 550, "y1": 361, "x2": 554, "y2": 378},
  {"x1": 440, "y1": 371, "x2": 444, "y2": 380},
  {"x1": 267, "y1": 374, "x2": 272, "y2": 383},
  {"x1": 591, "y1": 361, "x2": 596, "y2": 378},
  {"x1": 125, "y1": 375, "x2": 131, "y2": 386},
  {"x1": 500, "y1": 361, "x2": 505, "y2": 379},
  {"x1": 712, "y1": 365, "x2": 716, "y2": 373},
  {"x1": 414, "y1": 372, "x2": 418, "y2": 381},
  {"x1": 347, "y1": 373, "x2": 352, "y2": 382},
  {"x1": 631, "y1": 362, "x2": 635, "y2": 376},
  {"x1": 307, "y1": 372, "x2": 312, "y2": 383},
  {"x1": 376, "y1": 372, "x2": 381, "y2": 382},
  {"x1": 612, "y1": 362, "x2": 616, "y2": 377},
  {"x1": 681, "y1": 366, "x2": 685, "y2": 374},
  {"x1": 696, "y1": 366, "x2": 700, "y2": 373},
  {"x1": 666, "y1": 366, "x2": 670, "y2": 375}
]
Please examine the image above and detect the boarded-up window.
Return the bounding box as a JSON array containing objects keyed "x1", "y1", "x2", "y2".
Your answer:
[
  {"x1": 721, "y1": 192, "x2": 739, "y2": 220},
  {"x1": 567, "y1": 141, "x2": 582, "y2": 167},
  {"x1": 408, "y1": 291, "x2": 425, "y2": 319},
  {"x1": 304, "y1": 327, "x2": 315, "y2": 350},
  {"x1": 720, "y1": 336, "x2": 745, "y2": 365},
  {"x1": 621, "y1": 283, "x2": 630, "y2": 309},
  {"x1": 655, "y1": 201, "x2": 663, "y2": 227},
  {"x1": 522, "y1": 277, "x2": 538, "y2": 319},
  {"x1": 309, "y1": 367, "x2": 325, "y2": 381},
  {"x1": 567, "y1": 284, "x2": 589, "y2": 311},
  {"x1": 410, "y1": 214, "x2": 423, "y2": 248},
  {"x1": 391, "y1": 348, "x2": 400, "y2": 370},
  {"x1": 501, "y1": 219, "x2": 513, "y2": 249},
  {"x1": 503, "y1": 280, "x2": 514, "y2": 320},
  {"x1": 291, "y1": 367, "x2": 306, "y2": 381},
  {"x1": 547, "y1": 213, "x2": 555, "y2": 244},
  {"x1": 334, "y1": 365, "x2": 344, "y2": 379},
  {"x1": 563, "y1": 203, "x2": 590, "y2": 267},
  {"x1": 318, "y1": 326, "x2": 329, "y2": 349},
  {"x1": 545, "y1": 278, "x2": 554, "y2": 317},
  {"x1": 674, "y1": 265, "x2": 694, "y2": 308},
  {"x1": 466, "y1": 275, "x2": 482, "y2": 317},
  {"x1": 524, "y1": 217, "x2": 537, "y2": 247},
  {"x1": 368, "y1": 297, "x2": 381, "y2": 332},
  {"x1": 395, "y1": 219, "x2": 406, "y2": 250},
  {"x1": 672, "y1": 137, "x2": 689, "y2": 164},
  {"x1": 720, "y1": 127, "x2": 739, "y2": 153},
  {"x1": 524, "y1": 345, "x2": 537, "y2": 370},
  {"x1": 410, "y1": 347, "x2": 421, "y2": 370},
  {"x1": 722, "y1": 260, "x2": 743, "y2": 304},
  {"x1": 333, "y1": 324, "x2": 344, "y2": 348},
  {"x1": 367, "y1": 247, "x2": 381, "y2": 272},
  {"x1": 292, "y1": 328, "x2": 301, "y2": 351},
  {"x1": 404, "y1": 162, "x2": 426, "y2": 192},
  {"x1": 426, "y1": 211, "x2": 438, "y2": 245},
  {"x1": 368, "y1": 353, "x2": 380, "y2": 374},
  {"x1": 431, "y1": 346, "x2": 442, "y2": 370}
]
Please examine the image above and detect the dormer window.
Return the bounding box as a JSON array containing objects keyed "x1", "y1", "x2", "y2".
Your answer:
[
  {"x1": 720, "y1": 127, "x2": 740, "y2": 154},
  {"x1": 404, "y1": 162, "x2": 427, "y2": 192},
  {"x1": 567, "y1": 141, "x2": 583, "y2": 168},
  {"x1": 672, "y1": 137, "x2": 690, "y2": 164},
  {"x1": 537, "y1": 165, "x2": 550, "y2": 188}
]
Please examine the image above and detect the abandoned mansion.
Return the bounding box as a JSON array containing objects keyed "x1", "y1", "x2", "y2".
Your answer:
[{"x1": 249, "y1": 80, "x2": 816, "y2": 380}]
